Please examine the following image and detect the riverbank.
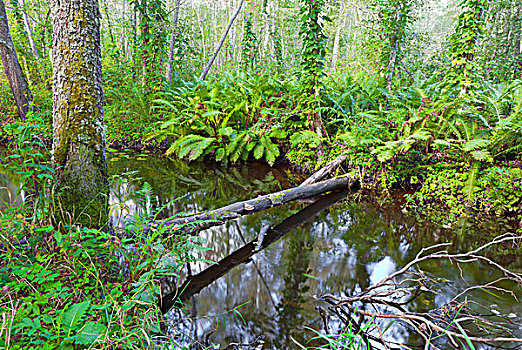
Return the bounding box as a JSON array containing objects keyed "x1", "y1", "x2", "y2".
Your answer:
[
  {"x1": 2, "y1": 148, "x2": 521, "y2": 349},
  {"x1": 2, "y1": 122, "x2": 522, "y2": 231}
]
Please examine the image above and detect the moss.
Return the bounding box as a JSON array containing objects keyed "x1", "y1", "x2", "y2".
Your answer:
[
  {"x1": 53, "y1": 4, "x2": 108, "y2": 228},
  {"x1": 56, "y1": 143, "x2": 108, "y2": 228}
]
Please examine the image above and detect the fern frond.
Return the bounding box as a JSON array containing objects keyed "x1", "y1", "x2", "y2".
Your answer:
[
  {"x1": 290, "y1": 130, "x2": 322, "y2": 148},
  {"x1": 260, "y1": 135, "x2": 280, "y2": 166},
  {"x1": 463, "y1": 162, "x2": 480, "y2": 203},
  {"x1": 170, "y1": 135, "x2": 216, "y2": 160}
]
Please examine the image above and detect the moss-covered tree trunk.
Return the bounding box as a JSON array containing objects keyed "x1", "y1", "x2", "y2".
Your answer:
[
  {"x1": 52, "y1": 0, "x2": 108, "y2": 228},
  {"x1": 0, "y1": 0, "x2": 32, "y2": 119}
]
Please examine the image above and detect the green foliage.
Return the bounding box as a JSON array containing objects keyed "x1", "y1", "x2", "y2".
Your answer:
[
  {"x1": 2, "y1": 113, "x2": 54, "y2": 221},
  {"x1": 445, "y1": 0, "x2": 489, "y2": 94},
  {"x1": 241, "y1": 13, "x2": 258, "y2": 70},
  {"x1": 105, "y1": 81, "x2": 157, "y2": 142},
  {"x1": 321, "y1": 73, "x2": 522, "y2": 217},
  {"x1": 298, "y1": 0, "x2": 329, "y2": 98},
  {"x1": 149, "y1": 72, "x2": 290, "y2": 165},
  {"x1": 0, "y1": 167, "x2": 209, "y2": 349},
  {"x1": 367, "y1": 0, "x2": 420, "y2": 88}
]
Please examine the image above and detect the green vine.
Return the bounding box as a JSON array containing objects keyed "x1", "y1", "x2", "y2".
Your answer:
[{"x1": 445, "y1": 0, "x2": 489, "y2": 95}]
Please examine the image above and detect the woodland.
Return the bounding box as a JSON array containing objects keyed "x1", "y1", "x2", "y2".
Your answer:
[{"x1": 0, "y1": 0, "x2": 521, "y2": 349}]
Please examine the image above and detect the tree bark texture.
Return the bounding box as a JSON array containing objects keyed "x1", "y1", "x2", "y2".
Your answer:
[
  {"x1": 199, "y1": 0, "x2": 244, "y2": 81},
  {"x1": 52, "y1": 0, "x2": 109, "y2": 228},
  {"x1": 0, "y1": 0, "x2": 32, "y2": 119}
]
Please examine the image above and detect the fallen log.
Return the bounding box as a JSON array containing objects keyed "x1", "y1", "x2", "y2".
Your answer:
[
  {"x1": 159, "y1": 190, "x2": 349, "y2": 314},
  {"x1": 299, "y1": 155, "x2": 347, "y2": 187},
  {"x1": 140, "y1": 174, "x2": 357, "y2": 236}
]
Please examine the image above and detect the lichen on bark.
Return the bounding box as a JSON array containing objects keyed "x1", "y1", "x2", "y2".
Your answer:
[{"x1": 52, "y1": 0, "x2": 108, "y2": 228}]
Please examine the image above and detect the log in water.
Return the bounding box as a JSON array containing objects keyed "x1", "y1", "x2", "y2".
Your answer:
[{"x1": 140, "y1": 174, "x2": 357, "y2": 236}]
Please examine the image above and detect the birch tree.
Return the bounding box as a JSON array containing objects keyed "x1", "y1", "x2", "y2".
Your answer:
[{"x1": 52, "y1": 0, "x2": 108, "y2": 228}]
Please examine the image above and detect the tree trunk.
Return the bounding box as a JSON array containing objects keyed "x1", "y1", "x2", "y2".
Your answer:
[
  {"x1": 199, "y1": 0, "x2": 244, "y2": 81},
  {"x1": 102, "y1": 0, "x2": 117, "y2": 53},
  {"x1": 140, "y1": 0, "x2": 150, "y2": 87},
  {"x1": 0, "y1": 0, "x2": 32, "y2": 119},
  {"x1": 514, "y1": 3, "x2": 522, "y2": 78},
  {"x1": 20, "y1": 0, "x2": 40, "y2": 61},
  {"x1": 52, "y1": 0, "x2": 109, "y2": 228},
  {"x1": 165, "y1": 0, "x2": 181, "y2": 84},
  {"x1": 229, "y1": 0, "x2": 236, "y2": 60},
  {"x1": 331, "y1": 1, "x2": 345, "y2": 70},
  {"x1": 386, "y1": 35, "x2": 398, "y2": 91},
  {"x1": 195, "y1": 4, "x2": 206, "y2": 67},
  {"x1": 121, "y1": 0, "x2": 128, "y2": 58}
]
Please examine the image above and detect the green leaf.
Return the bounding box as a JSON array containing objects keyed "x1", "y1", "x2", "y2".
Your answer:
[
  {"x1": 253, "y1": 144, "x2": 264, "y2": 160},
  {"x1": 376, "y1": 149, "x2": 395, "y2": 162},
  {"x1": 165, "y1": 143, "x2": 177, "y2": 156},
  {"x1": 202, "y1": 110, "x2": 221, "y2": 118},
  {"x1": 464, "y1": 161, "x2": 480, "y2": 202},
  {"x1": 54, "y1": 230, "x2": 63, "y2": 245},
  {"x1": 187, "y1": 137, "x2": 215, "y2": 161},
  {"x1": 470, "y1": 149, "x2": 493, "y2": 162},
  {"x1": 75, "y1": 322, "x2": 107, "y2": 345},
  {"x1": 173, "y1": 135, "x2": 216, "y2": 160},
  {"x1": 463, "y1": 139, "x2": 491, "y2": 151},
  {"x1": 215, "y1": 147, "x2": 226, "y2": 162},
  {"x1": 62, "y1": 300, "x2": 90, "y2": 331},
  {"x1": 290, "y1": 130, "x2": 322, "y2": 148},
  {"x1": 59, "y1": 340, "x2": 74, "y2": 350},
  {"x1": 433, "y1": 139, "x2": 453, "y2": 148}
]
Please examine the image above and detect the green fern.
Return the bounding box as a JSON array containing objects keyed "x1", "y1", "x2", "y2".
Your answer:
[
  {"x1": 169, "y1": 135, "x2": 216, "y2": 161},
  {"x1": 290, "y1": 130, "x2": 322, "y2": 148},
  {"x1": 463, "y1": 161, "x2": 480, "y2": 203},
  {"x1": 260, "y1": 134, "x2": 280, "y2": 166},
  {"x1": 254, "y1": 143, "x2": 264, "y2": 160},
  {"x1": 227, "y1": 133, "x2": 251, "y2": 162},
  {"x1": 463, "y1": 139, "x2": 491, "y2": 152}
]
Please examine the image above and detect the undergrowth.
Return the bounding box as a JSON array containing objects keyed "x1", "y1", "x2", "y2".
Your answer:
[{"x1": 0, "y1": 119, "x2": 212, "y2": 349}]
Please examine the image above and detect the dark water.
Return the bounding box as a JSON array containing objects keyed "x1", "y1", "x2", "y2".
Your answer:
[{"x1": 2, "y1": 152, "x2": 521, "y2": 349}]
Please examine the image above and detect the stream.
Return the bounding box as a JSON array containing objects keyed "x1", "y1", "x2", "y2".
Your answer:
[{"x1": 1, "y1": 152, "x2": 521, "y2": 349}]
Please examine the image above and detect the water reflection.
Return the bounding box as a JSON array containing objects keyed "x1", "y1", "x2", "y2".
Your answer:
[
  {"x1": 159, "y1": 200, "x2": 521, "y2": 349},
  {"x1": 0, "y1": 167, "x2": 23, "y2": 211},
  {"x1": 108, "y1": 157, "x2": 290, "y2": 231},
  {"x1": 1, "y1": 153, "x2": 520, "y2": 349}
]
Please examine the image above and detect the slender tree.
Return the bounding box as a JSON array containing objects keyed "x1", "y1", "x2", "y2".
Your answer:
[
  {"x1": 140, "y1": 0, "x2": 150, "y2": 87},
  {"x1": 299, "y1": 0, "x2": 328, "y2": 136},
  {"x1": 52, "y1": 0, "x2": 108, "y2": 228},
  {"x1": 0, "y1": 0, "x2": 32, "y2": 119},
  {"x1": 199, "y1": 0, "x2": 244, "y2": 81},
  {"x1": 165, "y1": 0, "x2": 181, "y2": 84},
  {"x1": 331, "y1": 0, "x2": 346, "y2": 70}
]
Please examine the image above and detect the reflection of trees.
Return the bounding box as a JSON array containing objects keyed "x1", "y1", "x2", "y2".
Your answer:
[
  {"x1": 108, "y1": 156, "x2": 286, "y2": 221},
  {"x1": 337, "y1": 198, "x2": 522, "y2": 273},
  {"x1": 277, "y1": 224, "x2": 316, "y2": 347},
  {"x1": 0, "y1": 167, "x2": 21, "y2": 209},
  {"x1": 160, "y1": 192, "x2": 348, "y2": 348}
]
